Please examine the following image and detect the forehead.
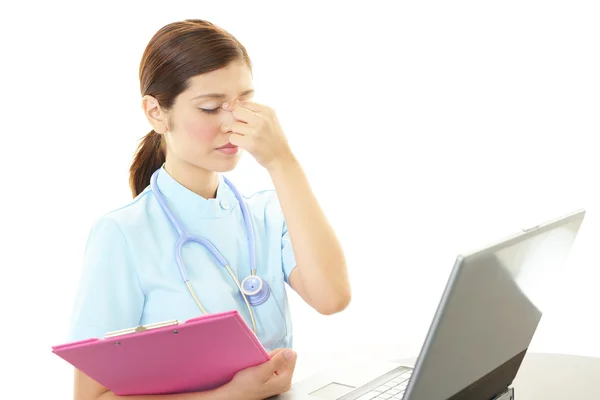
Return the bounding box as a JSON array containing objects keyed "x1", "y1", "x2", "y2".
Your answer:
[{"x1": 185, "y1": 61, "x2": 253, "y2": 97}]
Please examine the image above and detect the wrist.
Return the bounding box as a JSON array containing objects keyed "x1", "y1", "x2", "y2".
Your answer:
[
  {"x1": 215, "y1": 380, "x2": 243, "y2": 400},
  {"x1": 266, "y1": 151, "x2": 299, "y2": 176}
]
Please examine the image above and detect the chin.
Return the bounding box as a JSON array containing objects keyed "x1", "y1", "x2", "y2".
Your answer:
[
  {"x1": 210, "y1": 154, "x2": 242, "y2": 172},
  {"x1": 185, "y1": 151, "x2": 241, "y2": 173}
]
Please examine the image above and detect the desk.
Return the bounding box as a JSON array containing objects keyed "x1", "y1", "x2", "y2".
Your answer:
[{"x1": 395, "y1": 352, "x2": 600, "y2": 399}]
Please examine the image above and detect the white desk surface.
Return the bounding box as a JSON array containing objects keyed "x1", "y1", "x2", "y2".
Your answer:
[{"x1": 393, "y1": 352, "x2": 600, "y2": 399}]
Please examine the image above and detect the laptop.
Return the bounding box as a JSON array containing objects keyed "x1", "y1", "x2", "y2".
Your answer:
[{"x1": 278, "y1": 209, "x2": 585, "y2": 400}]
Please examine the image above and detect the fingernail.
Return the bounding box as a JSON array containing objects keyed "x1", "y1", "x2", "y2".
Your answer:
[{"x1": 284, "y1": 350, "x2": 295, "y2": 360}]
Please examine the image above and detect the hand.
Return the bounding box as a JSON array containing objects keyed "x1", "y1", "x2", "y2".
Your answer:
[
  {"x1": 221, "y1": 101, "x2": 294, "y2": 171},
  {"x1": 226, "y1": 348, "x2": 297, "y2": 400}
]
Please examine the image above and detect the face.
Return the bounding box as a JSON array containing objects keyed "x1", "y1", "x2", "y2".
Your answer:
[{"x1": 143, "y1": 60, "x2": 254, "y2": 173}]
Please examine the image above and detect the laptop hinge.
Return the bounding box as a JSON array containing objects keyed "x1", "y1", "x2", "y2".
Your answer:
[{"x1": 491, "y1": 387, "x2": 515, "y2": 400}]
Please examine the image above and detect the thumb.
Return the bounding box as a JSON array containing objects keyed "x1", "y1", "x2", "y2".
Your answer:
[
  {"x1": 264, "y1": 349, "x2": 296, "y2": 374},
  {"x1": 268, "y1": 348, "x2": 285, "y2": 358}
]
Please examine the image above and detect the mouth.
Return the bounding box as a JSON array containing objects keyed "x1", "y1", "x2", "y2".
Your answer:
[
  {"x1": 216, "y1": 143, "x2": 239, "y2": 155},
  {"x1": 216, "y1": 143, "x2": 238, "y2": 150}
]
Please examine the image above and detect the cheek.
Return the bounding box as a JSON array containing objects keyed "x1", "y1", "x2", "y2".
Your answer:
[{"x1": 183, "y1": 118, "x2": 220, "y2": 144}]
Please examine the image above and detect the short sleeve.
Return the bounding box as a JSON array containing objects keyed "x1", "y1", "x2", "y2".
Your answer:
[
  {"x1": 281, "y1": 219, "x2": 297, "y2": 284},
  {"x1": 68, "y1": 216, "x2": 144, "y2": 342}
]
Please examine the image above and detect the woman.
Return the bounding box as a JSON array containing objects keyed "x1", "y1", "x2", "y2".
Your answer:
[{"x1": 68, "y1": 19, "x2": 351, "y2": 400}]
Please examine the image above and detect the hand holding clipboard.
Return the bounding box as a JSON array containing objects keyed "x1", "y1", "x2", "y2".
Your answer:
[
  {"x1": 52, "y1": 310, "x2": 297, "y2": 399},
  {"x1": 228, "y1": 347, "x2": 297, "y2": 399}
]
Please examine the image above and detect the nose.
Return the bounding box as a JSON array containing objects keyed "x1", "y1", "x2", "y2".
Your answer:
[
  {"x1": 221, "y1": 110, "x2": 235, "y2": 125},
  {"x1": 219, "y1": 100, "x2": 239, "y2": 132}
]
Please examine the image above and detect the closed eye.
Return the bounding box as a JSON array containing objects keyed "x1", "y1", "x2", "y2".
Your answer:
[{"x1": 199, "y1": 107, "x2": 220, "y2": 115}]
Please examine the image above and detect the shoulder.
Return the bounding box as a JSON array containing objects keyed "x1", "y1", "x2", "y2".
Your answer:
[
  {"x1": 243, "y1": 188, "x2": 279, "y2": 207},
  {"x1": 242, "y1": 188, "x2": 285, "y2": 222},
  {"x1": 86, "y1": 187, "x2": 155, "y2": 242}
]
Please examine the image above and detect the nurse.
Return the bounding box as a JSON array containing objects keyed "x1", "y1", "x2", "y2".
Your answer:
[{"x1": 68, "y1": 19, "x2": 350, "y2": 400}]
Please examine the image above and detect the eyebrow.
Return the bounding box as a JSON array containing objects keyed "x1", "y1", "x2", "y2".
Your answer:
[{"x1": 190, "y1": 89, "x2": 255, "y2": 101}]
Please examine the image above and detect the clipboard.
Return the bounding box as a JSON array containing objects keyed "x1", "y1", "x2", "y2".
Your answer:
[{"x1": 52, "y1": 310, "x2": 270, "y2": 396}]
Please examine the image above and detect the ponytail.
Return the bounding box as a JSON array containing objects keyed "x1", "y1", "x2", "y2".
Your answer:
[{"x1": 129, "y1": 130, "x2": 165, "y2": 197}]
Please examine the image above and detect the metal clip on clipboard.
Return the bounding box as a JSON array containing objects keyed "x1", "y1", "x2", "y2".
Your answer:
[{"x1": 104, "y1": 320, "x2": 180, "y2": 338}]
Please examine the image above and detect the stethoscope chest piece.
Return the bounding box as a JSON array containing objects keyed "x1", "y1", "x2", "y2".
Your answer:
[{"x1": 241, "y1": 275, "x2": 270, "y2": 306}]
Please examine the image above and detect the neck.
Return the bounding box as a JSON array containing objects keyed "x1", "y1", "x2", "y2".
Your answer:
[{"x1": 163, "y1": 158, "x2": 220, "y2": 199}]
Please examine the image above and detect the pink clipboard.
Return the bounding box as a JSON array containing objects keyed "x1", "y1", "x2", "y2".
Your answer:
[{"x1": 52, "y1": 310, "x2": 270, "y2": 396}]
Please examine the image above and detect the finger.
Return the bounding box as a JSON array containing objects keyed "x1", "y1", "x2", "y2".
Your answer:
[
  {"x1": 228, "y1": 133, "x2": 253, "y2": 150},
  {"x1": 223, "y1": 121, "x2": 254, "y2": 136},
  {"x1": 268, "y1": 348, "x2": 285, "y2": 358},
  {"x1": 274, "y1": 351, "x2": 297, "y2": 377},
  {"x1": 268, "y1": 348, "x2": 286, "y2": 376},
  {"x1": 223, "y1": 101, "x2": 259, "y2": 124},
  {"x1": 266, "y1": 373, "x2": 293, "y2": 398},
  {"x1": 279, "y1": 350, "x2": 297, "y2": 374},
  {"x1": 262, "y1": 348, "x2": 295, "y2": 377},
  {"x1": 239, "y1": 101, "x2": 273, "y2": 115},
  {"x1": 266, "y1": 355, "x2": 296, "y2": 395}
]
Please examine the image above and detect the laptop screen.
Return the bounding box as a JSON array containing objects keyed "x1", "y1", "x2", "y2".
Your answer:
[{"x1": 404, "y1": 212, "x2": 584, "y2": 400}]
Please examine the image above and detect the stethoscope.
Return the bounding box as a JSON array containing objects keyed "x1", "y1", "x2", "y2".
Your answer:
[{"x1": 150, "y1": 168, "x2": 270, "y2": 333}]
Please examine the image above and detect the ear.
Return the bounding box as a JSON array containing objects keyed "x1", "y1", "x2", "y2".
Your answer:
[{"x1": 142, "y1": 95, "x2": 168, "y2": 134}]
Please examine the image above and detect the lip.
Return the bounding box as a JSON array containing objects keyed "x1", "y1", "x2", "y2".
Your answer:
[{"x1": 216, "y1": 143, "x2": 239, "y2": 155}]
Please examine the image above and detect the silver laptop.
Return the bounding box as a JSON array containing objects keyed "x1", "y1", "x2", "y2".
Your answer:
[{"x1": 278, "y1": 209, "x2": 585, "y2": 400}]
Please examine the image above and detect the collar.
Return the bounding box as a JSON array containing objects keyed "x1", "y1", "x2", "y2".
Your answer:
[{"x1": 151, "y1": 166, "x2": 239, "y2": 220}]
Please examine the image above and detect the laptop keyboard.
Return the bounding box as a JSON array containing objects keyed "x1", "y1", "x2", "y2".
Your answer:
[{"x1": 353, "y1": 369, "x2": 412, "y2": 400}]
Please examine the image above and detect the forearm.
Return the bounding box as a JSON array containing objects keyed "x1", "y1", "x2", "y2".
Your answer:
[
  {"x1": 267, "y1": 154, "x2": 350, "y2": 314},
  {"x1": 95, "y1": 384, "x2": 235, "y2": 400}
]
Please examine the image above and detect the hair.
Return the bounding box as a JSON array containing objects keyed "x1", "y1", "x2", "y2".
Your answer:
[{"x1": 129, "y1": 19, "x2": 252, "y2": 197}]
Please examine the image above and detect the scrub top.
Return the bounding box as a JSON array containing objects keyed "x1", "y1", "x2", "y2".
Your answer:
[{"x1": 68, "y1": 166, "x2": 297, "y2": 352}]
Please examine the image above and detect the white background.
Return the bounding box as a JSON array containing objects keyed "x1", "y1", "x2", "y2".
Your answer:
[{"x1": 1, "y1": 1, "x2": 599, "y2": 398}]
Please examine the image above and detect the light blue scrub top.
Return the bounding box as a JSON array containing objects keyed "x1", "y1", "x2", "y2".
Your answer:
[{"x1": 68, "y1": 166, "x2": 296, "y2": 352}]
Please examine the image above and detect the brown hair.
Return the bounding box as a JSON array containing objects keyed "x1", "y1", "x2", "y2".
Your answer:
[{"x1": 129, "y1": 19, "x2": 252, "y2": 197}]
